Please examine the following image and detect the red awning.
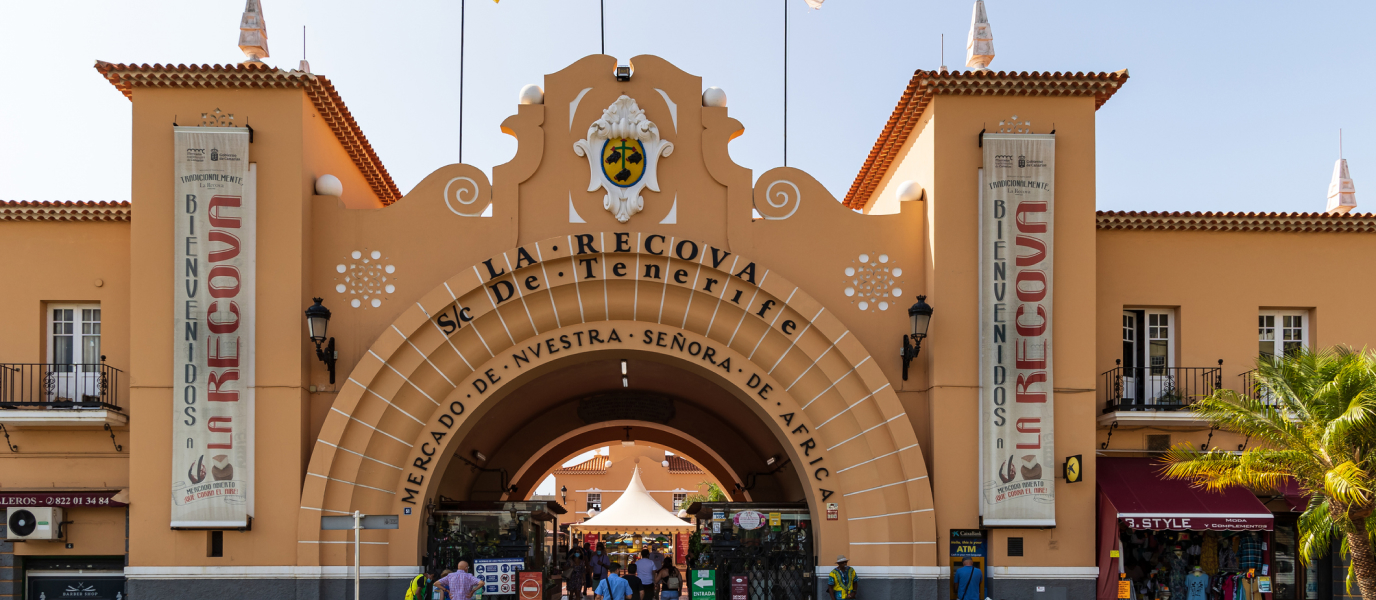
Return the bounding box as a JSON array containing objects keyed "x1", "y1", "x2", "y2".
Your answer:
[
  {"x1": 1276, "y1": 478, "x2": 1311, "y2": 513},
  {"x1": 1098, "y1": 457, "x2": 1272, "y2": 531}
]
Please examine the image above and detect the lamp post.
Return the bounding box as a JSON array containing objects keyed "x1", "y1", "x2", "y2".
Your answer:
[
  {"x1": 561, "y1": 485, "x2": 568, "y2": 507},
  {"x1": 305, "y1": 298, "x2": 337, "y2": 384},
  {"x1": 901, "y1": 295, "x2": 934, "y2": 381}
]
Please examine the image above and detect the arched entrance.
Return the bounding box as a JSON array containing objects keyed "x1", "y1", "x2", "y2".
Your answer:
[{"x1": 296, "y1": 234, "x2": 936, "y2": 572}]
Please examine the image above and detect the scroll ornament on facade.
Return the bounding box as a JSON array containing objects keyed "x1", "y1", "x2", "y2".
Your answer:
[{"x1": 574, "y1": 95, "x2": 674, "y2": 223}]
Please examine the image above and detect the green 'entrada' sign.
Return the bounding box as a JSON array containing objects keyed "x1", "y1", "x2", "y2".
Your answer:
[{"x1": 691, "y1": 570, "x2": 716, "y2": 600}]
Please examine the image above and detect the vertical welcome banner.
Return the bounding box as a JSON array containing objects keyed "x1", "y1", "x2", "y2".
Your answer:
[
  {"x1": 172, "y1": 127, "x2": 255, "y2": 528},
  {"x1": 979, "y1": 134, "x2": 1056, "y2": 526}
]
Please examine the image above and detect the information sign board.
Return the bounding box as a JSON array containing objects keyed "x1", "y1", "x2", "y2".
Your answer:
[{"x1": 475, "y1": 558, "x2": 525, "y2": 595}]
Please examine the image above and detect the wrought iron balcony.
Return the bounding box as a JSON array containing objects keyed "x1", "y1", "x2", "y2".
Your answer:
[
  {"x1": 0, "y1": 362, "x2": 123, "y2": 412},
  {"x1": 1101, "y1": 362, "x2": 1222, "y2": 413},
  {"x1": 1238, "y1": 369, "x2": 1284, "y2": 404}
]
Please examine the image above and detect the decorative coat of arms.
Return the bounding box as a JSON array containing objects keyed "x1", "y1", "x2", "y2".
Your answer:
[{"x1": 573, "y1": 95, "x2": 674, "y2": 223}]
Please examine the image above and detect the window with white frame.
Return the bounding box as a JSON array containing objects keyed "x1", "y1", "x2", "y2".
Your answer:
[
  {"x1": 586, "y1": 493, "x2": 602, "y2": 512},
  {"x1": 673, "y1": 493, "x2": 687, "y2": 510},
  {"x1": 49, "y1": 304, "x2": 101, "y2": 372},
  {"x1": 1146, "y1": 311, "x2": 1172, "y2": 376},
  {"x1": 1259, "y1": 311, "x2": 1308, "y2": 358},
  {"x1": 47, "y1": 304, "x2": 103, "y2": 403}
]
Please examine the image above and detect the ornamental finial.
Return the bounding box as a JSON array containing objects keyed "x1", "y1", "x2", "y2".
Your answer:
[
  {"x1": 965, "y1": 1, "x2": 994, "y2": 71},
  {"x1": 238, "y1": 0, "x2": 269, "y2": 64}
]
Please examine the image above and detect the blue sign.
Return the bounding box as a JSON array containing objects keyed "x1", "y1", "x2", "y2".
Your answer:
[{"x1": 474, "y1": 558, "x2": 525, "y2": 595}]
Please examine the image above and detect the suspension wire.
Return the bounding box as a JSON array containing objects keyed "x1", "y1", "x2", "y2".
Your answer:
[{"x1": 460, "y1": 0, "x2": 466, "y2": 163}]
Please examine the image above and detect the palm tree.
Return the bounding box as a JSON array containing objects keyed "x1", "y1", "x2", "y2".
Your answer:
[
  {"x1": 680, "y1": 481, "x2": 728, "y2": 507},
  {"x1": 1160, "y1": 346, "x2": 1376, "y2": 597}
]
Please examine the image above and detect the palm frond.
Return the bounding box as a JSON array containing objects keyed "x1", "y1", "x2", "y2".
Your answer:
[
  {"x1": 1325, "y1": 462, "x2": 1374, "y2": 508},
  {"x1": 1297, "y1": 496, "x2": 1337, "y2": 564}
]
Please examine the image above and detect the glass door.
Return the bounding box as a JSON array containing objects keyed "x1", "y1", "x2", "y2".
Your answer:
[
  {"x1": 1121, "y1": 312, "x2": 1138, "y2": 404},
  {"x1": 1144, "y1": 311, "x2": 1175, "y2": 405},
  {"x1": 1274, "y1": 521, "x2": 1298, "y2": 600},
  {"x1": 48, "y1": 305, "x2": 102, "y2": 404}
]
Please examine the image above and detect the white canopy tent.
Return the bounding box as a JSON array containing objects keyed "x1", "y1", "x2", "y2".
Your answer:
[{"x1": 568, "y1": 466, "x2": 695, "y2": 535}]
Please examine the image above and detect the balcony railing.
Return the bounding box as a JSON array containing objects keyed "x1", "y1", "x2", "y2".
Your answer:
[
  {"x1": 1239, "y1": 369, "x2": 1285, "y2": 405},
  {"x1": 1102, "y1": 362, "x2": 1222, "y2": 413},
  {"x1": 0, "y1": 362, "x2": 123, "y2": 412}
]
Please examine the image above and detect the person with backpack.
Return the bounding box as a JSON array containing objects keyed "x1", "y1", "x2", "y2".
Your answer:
[
  {"x1": 405, "y1": 571, "x2": 435, "y2": 600},
  {"x1": 954, "y1": 558, "x2": 983, "y2": 600},
  {"x1": 657, "y1": 564, "x2": 683, "y2": 600}
]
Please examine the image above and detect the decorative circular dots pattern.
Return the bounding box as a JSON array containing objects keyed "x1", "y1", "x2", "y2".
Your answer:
[
  {"x1": 335, "y1": 248, "x2": 398, "y2": 309},
  {"x1": 845, "y1": 251, "x2": 905, "y2": 313}
]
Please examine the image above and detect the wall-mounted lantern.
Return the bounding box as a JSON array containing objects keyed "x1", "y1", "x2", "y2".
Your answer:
[
  {"x1": 304, "y1": 297, "x2": 337, "y2": 384},
  {"x1": 901, "y1": 295, "x2": 934, "y2": 381}
]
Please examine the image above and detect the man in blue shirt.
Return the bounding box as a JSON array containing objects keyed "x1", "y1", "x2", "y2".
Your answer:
[
  {"x1": 954, "y1": 558, "x2": 983, "y2": 600},
  {"x1": 594, "y1": 569, "x2": 633, "y2": 600}
]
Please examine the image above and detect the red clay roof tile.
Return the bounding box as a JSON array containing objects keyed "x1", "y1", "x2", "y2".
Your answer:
[
  {"x1": 93, "y1": 61, "x2": 401, "y2": 205},
  {"x1": 844, "y1": 69, "x2": 1130, "y2": 210},
  {"x1": 1, "y1": 200, "x2": 132, "y2": 222}
]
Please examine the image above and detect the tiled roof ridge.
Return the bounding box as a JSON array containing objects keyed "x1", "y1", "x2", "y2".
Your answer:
[
  {"x1": 555, "y1": 455, "x2": 611, "y2": 474},
  {"x1": 842, "y1": 68, "x2": 1130, "y2": 209},
  {"x1": 1096, "y1": 210, "x2": 1376, "y2": 233},
  {"x1": 666, "y1": 455, "x2": 703, "y2": 473},
  {"x1": 93, "y1": 61, "x2": 402, "y2": 204},
  {"x1": 1, "y1": 200, "x2": 132, "y2": 222}
]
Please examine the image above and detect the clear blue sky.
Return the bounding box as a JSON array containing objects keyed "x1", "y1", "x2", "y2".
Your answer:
[{"x1": 2, "y1": 1, "x2": 1371, "y2": 213}]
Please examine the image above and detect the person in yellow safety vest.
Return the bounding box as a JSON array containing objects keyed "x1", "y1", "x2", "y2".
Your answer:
[
  {"x1": 828, "y1": 555, "x2": 857, "y2": 600},
  {"x1": 405, "y1": 571, "x2": 435, "y2": 600}
]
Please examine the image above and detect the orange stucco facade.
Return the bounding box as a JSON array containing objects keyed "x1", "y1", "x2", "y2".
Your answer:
[{"x1": 0, "y1": 50, "x2": 1365, "y2": 600}]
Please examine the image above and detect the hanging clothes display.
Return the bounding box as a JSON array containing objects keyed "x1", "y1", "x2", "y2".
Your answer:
[
  {"x1": 1200, "y1": 533, "x2": 1219, "y2": 576},
  {"x1": 1114, "y1": 525, "x2": 1272, "y2": 600}
]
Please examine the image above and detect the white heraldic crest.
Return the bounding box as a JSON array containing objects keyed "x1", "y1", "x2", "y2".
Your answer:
[{"x1": 573, "y1": 95, "x2": 674, "y2": 223}]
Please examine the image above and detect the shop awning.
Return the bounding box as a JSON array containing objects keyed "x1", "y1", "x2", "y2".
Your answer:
[
  {"x1": 1276, "y1": 478, "x2": 1311, "y2": 513},
  {"x1": 568, "y1": 466, "x2": 695, "y2": 535},
  {"x1": 1099, "y1": 457, "x2": 1272, "y2": 531}
]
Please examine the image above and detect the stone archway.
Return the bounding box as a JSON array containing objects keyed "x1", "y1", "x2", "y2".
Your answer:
[{"x1": 295, "y1": 233, "x2": 936, "y2": 571}]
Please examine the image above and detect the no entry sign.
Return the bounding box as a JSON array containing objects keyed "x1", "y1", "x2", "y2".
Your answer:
[{"x1": 519, "y1": 571, "x2": 542, "y2": 599}]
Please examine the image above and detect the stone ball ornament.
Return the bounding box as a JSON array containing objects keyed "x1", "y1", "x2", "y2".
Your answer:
[
  {"x1": 314, "y1": 174, "x2": 343, "y2": 197},
  {"x1": 897, "y1": 180, "x2": 924, "y2": 203},
  {"x1": 702, "y1": 87, "x2": 727, "y2": 108},
  {"x1": 518, "y1": 84, "x2": 545, "y2": 105}
]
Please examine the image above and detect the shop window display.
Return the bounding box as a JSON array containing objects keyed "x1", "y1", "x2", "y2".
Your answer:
[{"x1": 1117, "y1": 527, "x2": 1269, "y2": 600}]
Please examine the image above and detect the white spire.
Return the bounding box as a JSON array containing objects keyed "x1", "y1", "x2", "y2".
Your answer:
[
  {"x1": 238, "y1": 0, "x2": 269, "y2": 64},
  {"x1": 966, "y1": 1, "x2": 995, "y2": 71},
  {"x1": 1327, "y1": 159, "x2": 1357, "y2": 214}
]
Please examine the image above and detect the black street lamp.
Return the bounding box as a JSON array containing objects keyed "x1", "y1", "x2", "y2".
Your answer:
[
  {"x1": 305, "y1": 298, "x2": 337, "y2": 384},
  {"x1": 901, "y1": 295, "x2": 934, "y2": 381},
  {"x1": 560, "y1": 485, "x2": 568, "y2": 506}
]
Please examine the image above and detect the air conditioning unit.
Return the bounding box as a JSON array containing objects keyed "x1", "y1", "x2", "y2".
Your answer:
[{"x1": 6, "y1": 507, "x2": 64, "y2": 540}]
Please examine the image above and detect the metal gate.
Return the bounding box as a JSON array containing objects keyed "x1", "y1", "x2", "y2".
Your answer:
[{"x1": 695, "y1": 539, "x2": 813, "y2": 600}]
